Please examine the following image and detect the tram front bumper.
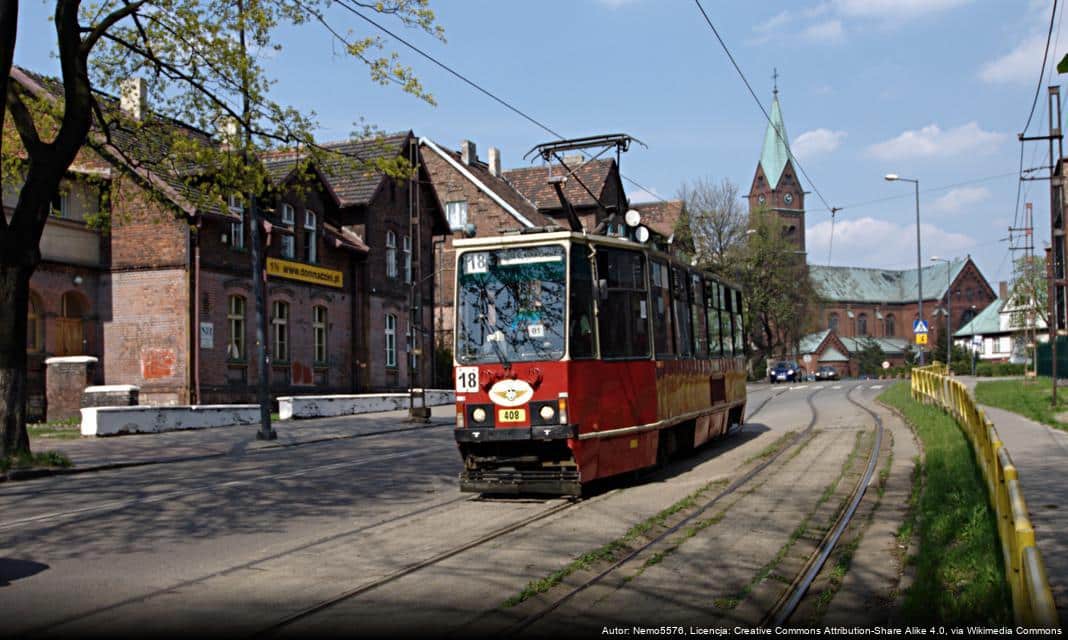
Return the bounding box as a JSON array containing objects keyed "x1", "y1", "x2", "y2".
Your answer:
[{"x1": 453, "y1": 424, "x2": 577, "y2": 443}]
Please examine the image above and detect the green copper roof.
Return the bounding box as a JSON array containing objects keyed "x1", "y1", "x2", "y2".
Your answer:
[
  {"x1": 799, "y1": 330, "x2": 910, "y2": 357},
  {"x1": 759, "y1": 95, "x2": 792, "y2": 188},
  {"x1": 809, "y1": 259, "x2": 968, "y2": 304},
  {"x1": 954, "y1": 298, "x2": 1004, "y2": 337}
]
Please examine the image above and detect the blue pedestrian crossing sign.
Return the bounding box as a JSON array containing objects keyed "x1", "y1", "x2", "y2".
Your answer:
[{"x1": 913, "y1": 319, "x2": 929, "y2": 334}]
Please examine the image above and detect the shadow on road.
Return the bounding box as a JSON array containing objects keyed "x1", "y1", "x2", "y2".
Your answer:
[{"x1": 0, "y1": 558, "x2": 49, "y2": 586}]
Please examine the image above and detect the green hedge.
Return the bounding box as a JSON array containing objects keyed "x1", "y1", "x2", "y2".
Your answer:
[{"x1": 974, "y1": 362, "x2": 1026, "y2": 377}]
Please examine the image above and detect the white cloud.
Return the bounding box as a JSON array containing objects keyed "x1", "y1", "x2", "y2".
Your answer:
[
  {"x1": 802, "y1": 19, "x2": 844, "y2": 43},
  {"x1": 628, "y1": 187, "x2": 664, "y2": 204},
  {"x1": 867, "y1": 122, "x2": 1006, "y2": 160},
  {"x1": 979, "y1": 33, "x2": 1048, "y2": 84},
  {"x1": 806, "y1": 217, "x2": 975, "y2": 267},
  {"x1": 751, "y1": 10, "x2": 793, "y2": 44},
  {"x1": 792, "y1": 128, "x2": 847, "y2": 159},
  {"x1": 930, "y1": 186, "x2": 991, "y2": 214},
  {"x1": 833, "y1": 0, "x2": 971, "y2": 20}
]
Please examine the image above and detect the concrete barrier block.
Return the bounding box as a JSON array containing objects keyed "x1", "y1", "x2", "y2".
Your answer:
[
  {"x1": 81, "y1": 404, "x2": 259, "y2": 436},
  {"x1": 278, "y1": 389, "x2": 456, "y2": 420}
]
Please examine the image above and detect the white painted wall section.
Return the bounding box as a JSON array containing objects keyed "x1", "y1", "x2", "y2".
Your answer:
[
  {"x1": 278, "y1": 390, "x2": 455, "y2": 420},
  {"x1": 81, "y1": 405, "x2": 259, "y2": 436}
]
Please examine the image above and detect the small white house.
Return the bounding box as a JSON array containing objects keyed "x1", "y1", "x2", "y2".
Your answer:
[{"x1": 953, "y1": 296, "x2": 1047, "y2": 363}]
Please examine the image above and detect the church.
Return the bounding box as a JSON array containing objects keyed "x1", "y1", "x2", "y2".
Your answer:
[{"x1": 746, "y1": 87, "x2": 998, "y2": 376}]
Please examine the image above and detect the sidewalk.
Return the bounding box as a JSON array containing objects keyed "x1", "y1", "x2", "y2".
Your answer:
[
  {"x1": 958, "y1": 376, "x2": 1068, "y2": 620},
  {"x1": 23, "y1": 405, "x2": 454, "y2": 475}
]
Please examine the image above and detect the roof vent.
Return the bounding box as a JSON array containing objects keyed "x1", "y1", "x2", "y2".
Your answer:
[{"x1": 120, "y1": 77, "x2": 147, "y2": 121}]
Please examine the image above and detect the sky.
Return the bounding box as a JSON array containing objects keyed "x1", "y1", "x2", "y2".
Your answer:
[{"x1": 12, "y1": 0, "x2": 1065, "y2": 289}]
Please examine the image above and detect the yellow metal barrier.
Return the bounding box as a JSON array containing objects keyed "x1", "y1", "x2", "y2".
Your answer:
[{"x1": 909, "y1": 364, "x2": 1060, "y2": 627}]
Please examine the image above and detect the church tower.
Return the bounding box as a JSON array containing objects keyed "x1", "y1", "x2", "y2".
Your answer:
[{"x1": 748, "y1": 79, "x2": 806, "y2": 253}]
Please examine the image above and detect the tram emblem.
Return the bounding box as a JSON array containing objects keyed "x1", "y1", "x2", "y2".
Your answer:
[{"x1": 488, "y1": 379, "x2": 534, "y2": 408}]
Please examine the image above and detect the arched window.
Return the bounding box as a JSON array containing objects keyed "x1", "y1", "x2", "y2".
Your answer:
[
  {"x1": 857, "y1": 313, "x2": 868, "y2": 336},
  {"x1": 884, "y1": 314, "x2": 896, "y2": 337},
  {"x1": 227, "y1": 295, "x2": 246, "y2": 360},
  {"x1": 386, "y1": 231, "x2": 397, "y2": 279},
  {"x1": 271, "y1": 300, "x2": 289, "y2": 361},
  {"x1": 828, "y1": 313, "x2": 839, "y2": 332},
  {"x1": 960, "y1": 308, "x2": 977, "y2": 327},
  {"x1": 27, "y1": 291, "x2": 42, "y2": 352}
]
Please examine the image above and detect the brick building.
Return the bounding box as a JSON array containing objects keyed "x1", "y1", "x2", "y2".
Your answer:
[
  {"x1": 747, "y1": 86, "x2": 996, "y2": 375},
  {"x1": 10, "y1": 68, "x2": 445, "y2": 416}
]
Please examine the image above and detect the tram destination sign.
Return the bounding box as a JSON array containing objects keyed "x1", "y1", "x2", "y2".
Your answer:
[{"x1": 266, "y1": 258, "x2": 343, "y2": 288}]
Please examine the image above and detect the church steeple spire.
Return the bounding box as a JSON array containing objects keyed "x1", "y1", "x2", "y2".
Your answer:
[
  {"x1": 758, "y1": 90, "x2": 791, "y2": 189},
  {"x1": 749, "y1": 79, "x2": 806, "y2": 253}
]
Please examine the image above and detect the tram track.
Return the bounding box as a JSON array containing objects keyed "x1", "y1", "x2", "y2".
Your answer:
[
  {"x1": 498, "y1": 386, "x2": 825, "y2": 637},
  {"x1": 759, "y1": 385, "x2": 885, "y2": 627}
]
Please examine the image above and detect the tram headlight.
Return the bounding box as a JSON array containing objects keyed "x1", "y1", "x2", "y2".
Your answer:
[
  {"x1": 539, "y1": 405, "x2": 555, "y2": 421},
  {"x1": 472, "y1": 407, "x2": 487, "y2": 423}
]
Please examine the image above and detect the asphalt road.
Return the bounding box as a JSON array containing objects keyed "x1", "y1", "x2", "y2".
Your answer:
[{"x1": 0, "y1": 380, "x2": 898, "y2": 637}]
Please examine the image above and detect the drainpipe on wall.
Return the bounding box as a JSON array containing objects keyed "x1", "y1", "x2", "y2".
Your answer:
[{"x1": 191, "y1": 217, "x2": 201, "y2": 404}]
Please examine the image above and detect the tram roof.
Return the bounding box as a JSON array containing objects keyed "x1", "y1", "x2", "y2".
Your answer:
[{"x1": 453, "y1": 231, "x2": 742, "y2": 289}]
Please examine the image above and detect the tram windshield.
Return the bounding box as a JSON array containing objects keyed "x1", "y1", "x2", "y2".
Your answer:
[{"x1": 456, "y1": 244, "x2": 567, "y2": 365}]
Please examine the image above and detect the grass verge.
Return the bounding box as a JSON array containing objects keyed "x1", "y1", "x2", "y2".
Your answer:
[
  {"x1": 879, "y1": 382, "x2": 1010, "y2": 624},
  {"x1": 974, "y1": 377, "x2": 1068, "y2": 431},
  {"x1": 28, "y1": 418, "x2": 83, "y2": 440},
  {"x1": 1, "y1": 450, "x2": 74, "y2": 472}
]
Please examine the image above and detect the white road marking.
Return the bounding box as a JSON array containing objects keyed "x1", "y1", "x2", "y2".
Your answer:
[
  {"x1": 813, "y1": 386, "x2": 825, "y2": 390},
  {"x1": 790, "y1": 385, "x2": 808, "y2": 390},
  {"x1": 870, "y1": 384, "x2": 883, "y2": 389},
  {"x1": 832, "y1": 385, "x2": 843, "y2": 390}
]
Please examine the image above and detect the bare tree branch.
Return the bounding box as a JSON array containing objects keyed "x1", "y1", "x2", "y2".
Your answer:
[{"x1": 80, "y1": 0, "x2": 149, "y2": 55}]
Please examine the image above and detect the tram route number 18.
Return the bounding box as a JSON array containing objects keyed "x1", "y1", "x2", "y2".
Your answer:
[
  {"x1": 456, "y1": 366, "x2": 480, "y2": 393},
  {"x1": 463, "y1": 252, "x2": 488, "y2": 274}
]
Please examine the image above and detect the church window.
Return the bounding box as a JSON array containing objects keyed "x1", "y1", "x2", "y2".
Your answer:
[
  {"x1": 885, "y1": 314, "x2": 896, "y2": 337},
  {"x1": 828, "y1": 313, "x2": 839, "y2": 332},
  {"x1": 857, "y1": 313, "x2": 868, "y2": 336}
]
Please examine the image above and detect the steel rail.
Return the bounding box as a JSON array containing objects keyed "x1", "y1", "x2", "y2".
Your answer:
[
  {"x1": 761, "y1": 384, "x2": 885, "y2": 627},
  {"x1": 502, "y1": 386, "x2": 824, "y2": 637}
]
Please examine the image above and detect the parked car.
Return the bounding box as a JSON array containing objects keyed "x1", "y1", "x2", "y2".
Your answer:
[
  {"x1": 815, "y1": 365, "x2": 840, "y2": 381},
  {"x1": 769, "y1": 361, "x2": 800, "y2": 383}
]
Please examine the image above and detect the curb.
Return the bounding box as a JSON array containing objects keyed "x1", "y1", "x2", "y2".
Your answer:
[{"x1": 2, "y1": 421, "x2": 451, "y2": 484}]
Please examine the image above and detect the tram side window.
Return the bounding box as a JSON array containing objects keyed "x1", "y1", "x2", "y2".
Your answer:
[
  {"x1": 719, "y1": 283, "x2": 733, "y2": 357},
  {"x1": 596, "y1": 248, "x2": 649, "y2": 358},
  {"x1": 731, "y1": 289, "x2": 745, "y2": 354},
  {"x1": 651, "y1": 260, "x2": 674, "y2": 358},
  {"x1": 672, "y1": 267, "x2": 693, "y2": 358},
  {"x1": 705, "y1": 280, "x2": 722, "y2": 357},
  {"x1": 691, "y1": 272, "x2": 708, "y2": 357},
  {"x1": 569, "y1": 244, "x2": 596, "y2": 359}
]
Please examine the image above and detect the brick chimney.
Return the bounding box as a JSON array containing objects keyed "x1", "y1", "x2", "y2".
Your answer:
[
  {"x1": 120, "y1": 77, "x2": 147, "y2": 121},
  {"x1": 488, "y1": 147, "x2": 501, "y2": 177},
  {"x1": 461, "y1": 140, "x2": 477, "y2": 166},
  {"x1": 999, "y1": 280, "x2": 1009, "y2": 300}
]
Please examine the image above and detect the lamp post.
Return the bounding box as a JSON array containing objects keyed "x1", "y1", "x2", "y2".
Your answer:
[
  {"x1": 931, "y1": 256, "x2": 952, "y2": 369},
  {"x1": 885, "y1": 174, "x2": 924, "y2": 365}
]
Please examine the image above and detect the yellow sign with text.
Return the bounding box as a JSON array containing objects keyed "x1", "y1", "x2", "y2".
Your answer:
[
  {"x1": 266, "y1": 258, "x2": 343, "y2": 288},
  {"x1": 915, "y1": 333, "x2": 928, "y2": 345}
]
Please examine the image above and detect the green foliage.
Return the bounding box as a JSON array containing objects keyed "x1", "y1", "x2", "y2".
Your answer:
[
  {"x1": 879, "y1": 383, "x2": 1010, "y2": 624},
  {"x1": 855, "y1": 337, "x2": 886, "y2": 376},
  {"x1": 973, "y1": 362, "x2": 1027, "y2": 377},
  {"x1": 975, "y1": 377, "x2": 1068, "y2": 430},
  {"x1": 0, "y1": 450, "x2": 73, "y2": 472}
]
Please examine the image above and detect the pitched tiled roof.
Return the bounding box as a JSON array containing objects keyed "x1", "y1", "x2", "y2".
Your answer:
[
  {"x1": 421, "y1": 140, "x2": 553, "y2": 228},
  {"x1": 809, "y1": 258, "x2": 968, "y2": 304},
  {"x1": 800, "y1": 329, "x2": 910, "y2": 356},
  {"x1": 319, "y1": 133, "x2": 412, "y2": 207},
  {"x1": 632, "y1": 200, "x2": 683, "y2": 237},
  {"x1": 503, "y1": 159, "x2": 615, "y2": 210}
]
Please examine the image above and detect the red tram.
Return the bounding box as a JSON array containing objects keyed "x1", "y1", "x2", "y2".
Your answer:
[{"x1": 452, "y1": 230, "x2": 747, "y2": 495}]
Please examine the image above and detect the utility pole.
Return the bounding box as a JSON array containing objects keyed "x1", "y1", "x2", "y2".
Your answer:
[
  {"x1": 1022, "y1": 85, "x2": 1065, "y2": 405},
  {"x1": 407, "y1": 138, "x2": 430, "y2": 422},
  {"x1": 238, "y1": 0, "x2": 275, "y2": 439}
]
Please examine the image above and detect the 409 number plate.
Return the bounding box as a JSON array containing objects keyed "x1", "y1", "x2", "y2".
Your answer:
[{"x1": 498, "y1": 408, "x2": 526, "y2": 423}]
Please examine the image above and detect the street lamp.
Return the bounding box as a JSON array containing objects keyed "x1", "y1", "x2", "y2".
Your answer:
[
  {"x1": 931, "y1": 256, "x2": 952, "y2": 369},
  {"x1": 885, "y1": 174, "x2": 924, "y2": 365}
]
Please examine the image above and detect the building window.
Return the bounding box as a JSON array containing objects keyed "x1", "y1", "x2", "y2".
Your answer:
[
  {"x1": 998, "y1": 336, "x2": 1012, "y2": 353},
  {"x1": 281, "y1": 233, "x2": 295, "y2": 259},
  {"x1": 385, "y1": 313, "x2": 397, "y2": 367},
  {"x1": 884, "y1": 314, "x2": 895, "y2": 337},
  {"x1": 280, "y1": 203, "x2": 295, "y2": 226},
  {"x1": 303, "y1": 210, "x2": 317, "y2": 263},
  {"x1": 446, "y1": 200, "x2": 468, "y2": 231},
  {"x1": 27, "y1": 291, "x2": 42, "y2": 352},
  {"x1": 386, "y1": 231, "x2": 398, "y2": 279},
  {"x1": 857, "y1": 313, "x2": 868, "y2": 336},
  {"x1": 828, "y1": 313, "x2": 839, "y2": 332},
  {"x1": 961, "y1": 309, "x2": 977, "y2": 326},
  {"x1": 313, "y1": 305, "x2": 327, "y2": 365},
  {"x1": 228, "y1": 194, "x2": 244, "y2": 249},
  {"x1": 272, "y1": 300, "x2": 289, "y2": 362},
  {"x1": 227, "y1": 295, "x2": 246, "y2": 360},
  {"x1": 403, "y1": 235, "x2": 412, "y2": 283},
  {"x1": 50, "y1": 191, "x2": 71, "y2": 219}
]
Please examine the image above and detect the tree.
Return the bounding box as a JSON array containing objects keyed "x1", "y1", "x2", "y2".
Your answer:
[
  {"x1": 1007, "y1": 254, "x2": 1047, "y2": 331},
  {"x1": 1, "y1": 0, "x2": 442, "y2": 459},
  {"x1": 728, "y1": 210, "x2": 817, "y2": 364},
  {"x1": 678, "y1": 176, "x2": 745, "y2": 269},
  {"x1": 855, "y1": 338, "x2": 885, "y2": 377}
]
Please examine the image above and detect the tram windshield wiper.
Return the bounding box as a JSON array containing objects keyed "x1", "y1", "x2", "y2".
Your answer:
[{"x1": 477, "y1": 311, "x2": 510, "y2": 370}]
